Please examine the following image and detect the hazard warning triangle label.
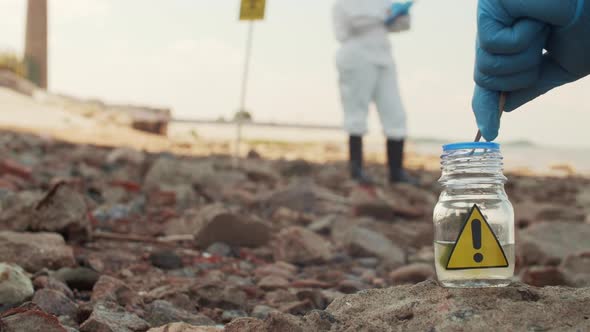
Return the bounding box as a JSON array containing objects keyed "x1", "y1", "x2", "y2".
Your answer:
[{"x1": 446, "y1": 204, "x2": 509, "y2": 270}]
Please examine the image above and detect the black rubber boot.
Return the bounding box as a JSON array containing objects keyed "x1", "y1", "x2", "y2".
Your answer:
[
  {"x1": 387, "y1": 139, "x2": 419, "y2": 185},
  {"x1": 349, "y1": 135, "x2": 373, "y2": 185}
]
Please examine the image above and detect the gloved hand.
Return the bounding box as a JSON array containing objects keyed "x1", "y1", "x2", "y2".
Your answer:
[
  {"x1": 472, "y1": 0, "x2": 590, "y2": 141},
  {"x1": 385, "y1": 1, "x2": 413, "y2": 26}
]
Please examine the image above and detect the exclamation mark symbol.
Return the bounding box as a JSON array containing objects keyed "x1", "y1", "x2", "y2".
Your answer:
[{"x1": 472, "y1": 219, "x2": 484, "y2": 263}]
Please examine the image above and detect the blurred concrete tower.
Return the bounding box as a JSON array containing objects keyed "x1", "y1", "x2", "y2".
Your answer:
[{"x1": 25, "y1": 0, "x2": 48, "y2": 89}]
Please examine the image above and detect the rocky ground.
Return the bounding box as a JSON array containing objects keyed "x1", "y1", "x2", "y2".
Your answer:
[{"x1": 0, "y1": 129, "x2": 589, "y2": 332}]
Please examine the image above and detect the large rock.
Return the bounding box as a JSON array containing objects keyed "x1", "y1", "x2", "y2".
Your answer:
[
  {"x1": 273, "y1": 226, "x2": 334, "y2": 265},
  {"x1": 30, "y1": 183, "x2": 89, "y2": 237},
  {"x1": 91, "y1": 275, "x2": 138, "y2": 307},
  {"x1": 0, "y1": 305, "x2": 69, "y2": 332},
  {"x1": 80, "y1": 302, "x2": 149, "y2": 332},
  {"x1": 32, "y1": 289, "x2": 78, "y2": 318},
  {"x1": 146, "y1": 300, "x2": 215, "y2": 327},
  {"x1": 336, "y1": 226, "x2": 405, "y2": 267},
  {"x1": 147, "y1": 323, "x2": 222, "y2": 332},
  {"x1": 0, "y1": 231, "x2": 75, "y2": 272},
  {"x1": 303, "y1": 280, "x2": 590, "y2": 331},
  {"x1": 560, "y1": 252, "x2": 590, "y2": 287},
  {"x1": 144, "y1": 157, "x2": 214, "y2": 189},
  {"x1": 518, "y1": 222, "x2": 590, "y2": 265},
  {"x1": 191, "y1": 204, "x2": 271, "y2": 248},
  {"x1": 0, "y1": 190, "x2": 41, "y2": 230},
  {"x1": 0, "y1": 263, "x2": 34, "y2": 310}
]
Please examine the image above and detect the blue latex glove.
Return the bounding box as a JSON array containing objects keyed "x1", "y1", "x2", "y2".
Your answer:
[
  {"x1": 472, "y1": 0, "x2": 590, "y2": 141},
  {"x1": 385, "y1": 1, "x2": 413, "y2": 26}
]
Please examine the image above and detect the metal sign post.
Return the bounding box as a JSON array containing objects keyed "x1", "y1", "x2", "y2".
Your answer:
[{"x1": 235, "y1": 0, "x2": 266, "y2": 166}]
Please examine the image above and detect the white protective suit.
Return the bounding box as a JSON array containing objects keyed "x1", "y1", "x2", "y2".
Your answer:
[{"x1": 333, "y1": 0, "x2": 408, "y2": 139}]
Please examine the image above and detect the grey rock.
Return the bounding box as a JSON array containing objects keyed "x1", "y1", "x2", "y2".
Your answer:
[
  {"x1": 146, "y1": 300, "x2": 215, "y2": 327},
  {"x1": 251, "y1": 305, "x2": 276, "y2": 320},
  {"x1": 221, "y1": 309, "x2": 248, "y2": 323},
  {"x1": 32, "y1": 288, "x2": 78, "y2": 318},
  {"x1": 0, "y1": 263, "x2": 34, "y2": 310},
  {"x1": 519, "y1": 222, "x2": 590, "y2": 265},
  {"x1": 53, "y1": 267, "x2": 100, "y2": 291},
  {"x1": 0, "y1": 231, "x2": 75, "y2": 272},
  {"x1": 80, "y1": 302, "x2": 149, "y2": 332},
  {"x1": 149, "y1": 250, "x2": 183, "y2": 270},
  {"x1": 206, "y1": 242, "x2": 233, "y2": 257}
]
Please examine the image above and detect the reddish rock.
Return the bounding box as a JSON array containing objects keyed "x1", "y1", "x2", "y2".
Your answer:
[
  {"x1": 273, "y1": 226, "x2": 334, "y2": 265},
  {"x1": 91, "y1": 275, "x2": 138, "y2": 307},
  {"x1": 521, "y1": 266, "x2": 567, "y2": 287},
  {"x1": 257, "y1": 275, "x2": 289, "y2": 291},
  {"x1": 31, "y1": 183, "x2": 89, "y2": 237},
  {"x1": 32, "y1": 289, "x2": 78, "y2": 318},
  {"x1": 1, "y1": 305, "x2": 68, "y2": 332},
  {"x1": 191, "y1": 204, "x2": 271, "y2": 248},
  {"x1": 80, "y1": 302, "x2": 149, "y2": 332},
  {"x1": 0, "y1": 231, "x2": 75, "y2": 272},
  {"x1": 147, "y1": 323, "x2": 222, "y2": 332},
  {"x1": 225, "y1": 317, "x2": 265, "y2": 332},
  {"x1": 254, "y1": 262, "x2": 297, "y2": 280},
  {"x1": 518, "y1": 222, "x2": 590, "y2": 265},
  {"x1": 389, "y1": 263, "x2": 435, "y2": 284},
  {"x1": 290, "y1": 279, "x2": 333, "y2": 289},
  {"x1": 560, "y1": 252, "x2": 590, "y2": 287},
  {"x1": 0, "y1": 191, "x2": 42, "y2": 231}
]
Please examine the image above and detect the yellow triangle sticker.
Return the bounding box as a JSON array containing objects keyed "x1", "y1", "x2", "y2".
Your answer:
[{"x1": 446, "y1": 205, "x2": 509, "y2": 270}]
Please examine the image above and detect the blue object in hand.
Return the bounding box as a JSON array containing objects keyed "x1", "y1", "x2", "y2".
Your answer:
[
  {"x1": 386, "y1": 1, "x2": 413, "y2": 26},
  {"x1": 472, "y1": 0, "x2": 590, "y2": 141}
]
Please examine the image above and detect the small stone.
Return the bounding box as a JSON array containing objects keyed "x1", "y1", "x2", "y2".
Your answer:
[
  {"x1": 192, "y1": 204, "x2": 271, "y2": 248},
  {"x1": 80, "y1": 302, "x2": 149, "y2": 332},
  {"x1": 341, "y1": 226, "x2": 406, "y2": 267},
  {"x1": 147, "y1": 323, "x2": 223, "y2": 332},
  {"x1": 206, "y1": 242, "x2": 233, "y2": 257},
  {"x1": 30, "y1": 184, "x2": 89, "y2": 238},
  {"x1": 53, "y1": 267, "x2": 100, "y2": 291},
  {"x1": 32, "y1": 276, "x2": 74, "y2": 299},
  {"x1": 91, "y1": 275, "x2": 137, "y2": 307},
  {"x1": 337, "y1": 279, "x2": 367, "y2": 294},
  {"x1": 150, "y1": 250, "x2": 183, "y2": 270},
  {"x1": 357, "y1": 257, "x2": 379, "y2": 268},
  {"x1": 521, "y1": 266, "x2": 567, "y2": 287},
  {"x1": 146, "y1": 300, "x2": 215, "y2": 327},
  {"x1": 0, "y1": 231, "x2": 75, "y2": 272},
  {"x1": 251, "y1": 304, "x2": 276, "y2": 319},
  {"x1": 254, "y1": 262, "x2": 296, "y2": 280},
  {"x1": 263, "y1": 311, "x2": 311, "y2": 332},
  {"x1": 1, "y1": 306, "x2": 68, "y2": 332},
  {"x1": 560, "y1": 252, "x2": 590, "y2": 287},
  {"x1": 519, "y1": 222, "x2": 590, "y2": 265},
  {"x1": 32, "y1": 289, "x2": 78, "y2": 318},
  {"x1": 221, "y1": 309, "x2": 248, "y2": 323},
  {"x1": 0, "y1": 263, "x2": 34, "y2": 310},
  {"x1": 273, "y1": 226, "x2": 334, "y2": 265},
  {"x1": 258, "y1": 275, "x2": 289, "y2": 291},
  {"x1": 226, "y1": 317, "x2": 265, "y2": 332},
  {"x1": 389, "y1": 263, "x2": 435, "y2": 284}
]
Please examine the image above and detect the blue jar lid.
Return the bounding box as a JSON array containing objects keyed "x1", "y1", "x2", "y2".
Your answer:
[{"x1": 443, "y1": 142, "x2": 500, "y2": 151}]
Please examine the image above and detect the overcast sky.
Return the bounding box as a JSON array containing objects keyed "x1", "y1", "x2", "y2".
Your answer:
[{"x1": 1, "y1": 0, "x2": 589, "y2": 147}]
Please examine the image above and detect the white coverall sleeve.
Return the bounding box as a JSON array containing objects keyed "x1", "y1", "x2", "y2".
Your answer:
[
  {"x1": 333, "y1": 3, "x2": 349, "y2": 42},
  {"x1": 387, "y1": 15, "x2": 411, "y2": 33},
  {"x1": 335, "y1": 0, "x2": 391, "y2": 39}
]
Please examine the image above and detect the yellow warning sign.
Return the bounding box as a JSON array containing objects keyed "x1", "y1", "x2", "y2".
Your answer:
[
  {"x1": 446, "y1": 205, "x2": 509, "y2": 270},
  {"x1": 240, "y1": 0, "x2": 266, "y2": 21}
]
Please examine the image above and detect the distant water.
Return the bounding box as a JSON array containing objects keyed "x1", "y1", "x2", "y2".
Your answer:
[{"x1": 171, "y1": 123, "x2": 590, "y2": 175}]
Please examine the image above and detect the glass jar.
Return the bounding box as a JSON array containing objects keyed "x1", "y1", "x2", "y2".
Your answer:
[{"x1": 433, "y1": 142, "x2": 514, "y2": 288}]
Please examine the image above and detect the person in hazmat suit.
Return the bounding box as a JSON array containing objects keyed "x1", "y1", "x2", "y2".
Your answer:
[{"x1": 333, "y1": 0, "x2": 416, "y2": 185}]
